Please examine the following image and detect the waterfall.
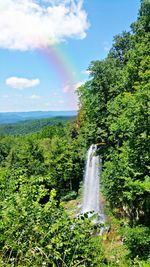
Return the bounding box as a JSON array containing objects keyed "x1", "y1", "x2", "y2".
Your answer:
[{"x1": 82, "y1": 144, "x2": 105, "y2": 223}]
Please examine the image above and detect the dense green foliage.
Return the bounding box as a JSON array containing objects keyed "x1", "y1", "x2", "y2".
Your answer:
[
  {"x1": 77, "y1": 0, "x2": 150, "y2": 263},
  {"x1": 0, "y1": 123, "x2": 106, "y2": 266},
  {"x1": 0, "y1": 1, "x2": 150, "y2": 266},
  {"x1": 0, "y1": 122, "x2": 85, "y2": 200},
  {"x1": 0, "y1": 188, "x2": 104, "y2": 266},
  {"x1": 0, "y1": 116, "x2": 75, "y2": 136}
]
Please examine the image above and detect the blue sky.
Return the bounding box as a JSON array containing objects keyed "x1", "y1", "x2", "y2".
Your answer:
[{"x1": 0, "y1": 0, "x2": 140, "y2": 112}]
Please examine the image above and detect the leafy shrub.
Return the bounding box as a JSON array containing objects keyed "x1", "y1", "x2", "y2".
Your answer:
[
  {"x1": 0, "y1": 189, "x2": 105, "y2": 267},
  {"x1": 60, "y1": 191, "x2": 77, "y2": 201},
  {"x1": 124, "y1": 226, "x2": 150, "y2": 260}
]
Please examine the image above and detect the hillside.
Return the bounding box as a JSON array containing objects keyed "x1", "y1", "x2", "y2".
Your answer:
[
  {"x1": 0, "y1": 116, "x2": 76, "y2": 135},
  {"x1": 0, "y1": 110, "x2": 77, "y2": 124}
]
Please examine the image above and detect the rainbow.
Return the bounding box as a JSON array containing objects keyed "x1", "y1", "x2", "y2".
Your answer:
[{"x1": 39, "y1": 44, "x2": 78, "y2": 110}]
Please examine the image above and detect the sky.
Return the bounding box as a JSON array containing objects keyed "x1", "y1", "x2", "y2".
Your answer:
[{"x1": 0, "y1": 0, "x2": 140, "y2": 112}]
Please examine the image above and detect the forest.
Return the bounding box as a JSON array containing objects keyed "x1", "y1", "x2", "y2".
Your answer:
[
  {"x1": 0, "y1": 116, "x2": 75, "y2": 136},
  {"x1": 0, "y1": 0, "x2": 149, "y2": 266}
]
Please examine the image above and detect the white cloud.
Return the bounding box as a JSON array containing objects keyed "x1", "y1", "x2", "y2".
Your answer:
[
  {"x1": 63, "y1": 80, "x2": 84, "y2": 93},
  {"x1": 29, "y1": 94, "x2": 41, "y2": 100},
  {"x1": 0, "y1": 0, "x2": 89, "y2": 51},
  {"x1": 63, "y1": 83, "x2": 72, "y2": 93},
  {"x1": 6, "y1": 77, "x2": 40, "y2": 89},
  {"x1": 82, "y1": 69, "x2": 91, "y2": 75},
  {"x1": 74, "y1": 81, "x2": 84, "y2": 90},
  {"x1": 103, "y1": 41, "x2": 111, "y2": 52}
]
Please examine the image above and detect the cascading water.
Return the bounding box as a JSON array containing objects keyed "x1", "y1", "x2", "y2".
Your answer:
[{"x1": 82, "y1": 144, "x2": 105, "y2": 223}]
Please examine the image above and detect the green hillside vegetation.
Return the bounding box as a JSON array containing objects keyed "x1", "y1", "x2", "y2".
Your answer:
[
  {"x1": 0, "y1": 1, "x2": 149, "y2": 266},
  {"x1": 77, "y1": 0, "x2": 150, "y2": 264},
  {"x1": 0, "y1": 116, "x2": 76, "y2": 136}
]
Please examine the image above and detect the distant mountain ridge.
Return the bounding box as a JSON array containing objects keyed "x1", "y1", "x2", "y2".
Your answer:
[
  {"x1": 0, "y1": 116, "x2": 76, "y2": 136},
  {"x1": 0, "y1": 111, "x2": 77, "y2": 124}
]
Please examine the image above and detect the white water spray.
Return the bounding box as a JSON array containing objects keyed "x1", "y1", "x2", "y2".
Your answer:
[{"x1": 82, "y1": 144, "x2": 105, "y2": 223}]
